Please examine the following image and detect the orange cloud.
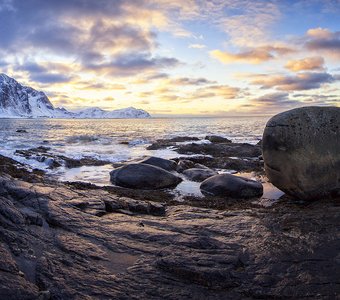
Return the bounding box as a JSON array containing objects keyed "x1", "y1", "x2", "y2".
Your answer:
[
  {"x1": 285, "y1": 57, "x2": 325, "y2": 72},
  {"x1": 210, "y1": 46, "x2": 293, "y2": 64},
  {"x1": 307, "y1": 28, "x2": 333, "y2": 39},
  {"x1": 210, "y1": 49, "x2": 271, "y2": 64}
]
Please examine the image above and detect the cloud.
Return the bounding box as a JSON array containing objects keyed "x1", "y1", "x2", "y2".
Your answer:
[
  {"x1": 292, "y1": 93, "x2": 340, "y2": 106},
  {"x1": 249, "y1": 91, "x2": 337, "y2": 114},
  {"x1": 0, "y1": 0, "x2": 184, "y2": 80},
  {"x1": 82, "y1": 53, "x2": 180, "y2": 77},
  {"x1": 189, "y1": 85, "x2": 240, "y2": 100},
  {"x1": 254, "y1": 92, "x2": 292, "y2": 105},
  {"x1": 189, "y1": 44, "x2": 206, "y2": 49},
  {"x1": 169, "y1": 77, "x2": 216, "y2": 86},
  {"x1": 16, "y1": 62, "x2": 75, "y2": 84},
  {"x1": 305, "y1": 28, "x2": 340, "y2": 57},
  {"x1": 137, "y1": 83, "x2": 240, "y2": 104},
  {"x1": 215, "y1": 1, "x2": 281, "y2": 47},
  {"x1": 210, "y1": 46, "x2": 294, "y2": 64},
  {"x1": 285, "y1": 57, "x2": 325, "y2": 72},
  {"x1": 250, "y1": 72, "x2": 335, "y2": 91},
  {"x1": 146, "y1": 73, "x2": 169, "y2": 80},
  {"x1": 29, "y1": 73, "x2": 74, "y2": 84}
]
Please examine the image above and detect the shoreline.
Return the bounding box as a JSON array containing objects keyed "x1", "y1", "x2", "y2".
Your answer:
[{"x1": 0, "y1": 134, "x2": 339, "y2": 299}]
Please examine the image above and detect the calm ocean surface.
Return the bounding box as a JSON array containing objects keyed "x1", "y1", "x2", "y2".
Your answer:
[{"x1": 0, "y1": 116, "x2": 271, "y2": 187}]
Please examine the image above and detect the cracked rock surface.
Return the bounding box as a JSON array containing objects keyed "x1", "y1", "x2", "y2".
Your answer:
[{"x1": 0, "y1": 155, "x2": 339, "y2": 299}]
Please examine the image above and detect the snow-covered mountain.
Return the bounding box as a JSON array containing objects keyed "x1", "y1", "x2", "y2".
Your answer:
[
  {"x1": 75, "y1": 107, "x2": 151, "y2": 119},
  {"x1": 0, "y1": 74, "x2": 151, "y2": 119}
]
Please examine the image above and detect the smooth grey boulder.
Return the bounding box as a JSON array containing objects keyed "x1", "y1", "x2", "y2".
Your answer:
[
  {"x1": 110, "y1": 163, "x2": 182, "y2": 190},
  {"x1": 205, "y1": 135, "x2": 231, "y2": 143},
  {"x1": 200, "y1": 174, "x2": 263, "y2": 198},
  {"x1": 183, "y1": 168, "x2": 217, "y2": 182},
  {"x1": 262, "y1": 106, "x2": 340, "y2": 200},
  {"x1": 140, "y1": 156, "x2": 177, "y2": 171}
]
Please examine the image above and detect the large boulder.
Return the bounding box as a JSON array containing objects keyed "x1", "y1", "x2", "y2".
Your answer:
[
  {"x1": 200, "y1": 174, "x2": 263, "y2": 198},
  {"x1": 183, "y1": 168, "x2": 217, "y2": 182},
  {"x1": 110, "y1": 163, "x2": 182, "y2": 190},
  {"x1": 262, "y1": 106, "x2": 340, "y2": 200},
  {"x1": 139, "y1": 156, "x2": 177, "y2": 171}
]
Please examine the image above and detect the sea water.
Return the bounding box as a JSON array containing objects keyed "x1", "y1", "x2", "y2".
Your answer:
[{"x1": 0, "y1": 116, "x2": 271, "y2": 191}]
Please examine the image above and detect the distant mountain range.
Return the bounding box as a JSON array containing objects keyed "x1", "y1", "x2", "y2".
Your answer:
[{"x1": 0, "y1": 74, "x2": 151, "y2": 119}]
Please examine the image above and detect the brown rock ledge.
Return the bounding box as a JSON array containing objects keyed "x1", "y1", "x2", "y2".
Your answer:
[{"x1": 0, "y1": 155, "x2": 339, "y2": 299}]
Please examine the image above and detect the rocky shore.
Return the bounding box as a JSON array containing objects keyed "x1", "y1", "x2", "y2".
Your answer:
[{"x1": 1, "y1": 107, "x2": 339, "y2": 299}]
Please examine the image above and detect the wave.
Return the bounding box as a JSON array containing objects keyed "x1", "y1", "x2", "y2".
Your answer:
[{"x1": 66, "y1": 135, "x2": 100, "y2": 144}]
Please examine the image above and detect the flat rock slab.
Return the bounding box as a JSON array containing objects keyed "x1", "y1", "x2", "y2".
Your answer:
[{"x1": 262, "y1": 106, "x2": 340, "y2": 200}]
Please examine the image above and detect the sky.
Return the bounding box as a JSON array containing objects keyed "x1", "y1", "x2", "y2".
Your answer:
[{"x1": 0, "y1": 0, "x2": 339, "y2": 116}]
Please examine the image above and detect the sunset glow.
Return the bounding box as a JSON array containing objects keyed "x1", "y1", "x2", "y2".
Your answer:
[{"x1": 0, "y1": 0, "x2": 339, "y2": 116}]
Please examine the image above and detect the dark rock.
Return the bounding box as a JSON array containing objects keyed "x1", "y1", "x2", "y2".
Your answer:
[
  {"x1": 110, "y1": 163, "x2": 182, "y2": 189},
  {"x1": 193, "y1": 163, "x2": 210, "y2": 169},
  {"x1": 205, "y1": 135, "x2": 231, "y2": 143},
  {"x1": 139, "y1": 156, "x2": 177, "y2": 171},
  {"x1": 63, "y1": 156, "x2": 111, "y2": 168},
  {"x1": 176, "y1": 156, "x2": 263, "y2": 174},
  {"x1": 176, "y1": 142, "x2": 262, "y2": 158},
  {"x1": 0, "y1": 150, "x2": 339, "y2": 299},
  {"x1": 148, "y1": 202, "x2": 166, "y2": 216},
  {"x1": 147, "y1": 136, "x2": 200, "y2": 150},
  {"x1": 16, "y1": 129, "x2": 28, "y2": 133},
  {"x1": 0, "y1": 155, "x2": 43, "y2": 182},
  {"x1": 15, "y1": 148, "x2": 110, "y2": 169},
  {"x1": 176, "y1": 159, "x2": 196, "y2": 173},
  {"x1": 262, "y1": 106, "x2": 340, "y2": 200},
  {"x1": 200, "y1": 174, "x2": 263, "y2": 198},
  {"x1": 183, "y1": 168, "x2": 217, "y2": 182}
]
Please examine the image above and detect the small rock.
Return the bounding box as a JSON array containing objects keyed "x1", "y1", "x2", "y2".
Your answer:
[
  {"x1": 194, "y1": 163, "x2": 211, "y2": 169},
  {"x1": 183, "y1": 168, "x2": 217, "y2": 182},
  {"x1": 176, "y1": 159, "x2": 195, "y2": 173},
  {"x1": 200, "y1": 174, "x2": 263, "y2": 198},
  {"x1": 205, "y1": 135, "x2": 231, "y2": 143}
]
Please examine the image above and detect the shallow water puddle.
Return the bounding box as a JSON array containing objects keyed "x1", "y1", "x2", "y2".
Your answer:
[{"x1": 174, "y1": 180, "x2": 203, "y2": 197}]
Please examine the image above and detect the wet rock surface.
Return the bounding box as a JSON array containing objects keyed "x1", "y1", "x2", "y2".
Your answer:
[
  {"x1": 139, "y1": 156, "x2": 177, "y2": 171},
  {"x1": 15, "y1": 146, "x2": 112, "y2": 169},
  {"x1": 263, "y1": 106, "x2": 340, "y2": 200},
  {"x1": 147, "y1": 136, "x2": 200, "y2": 150},
  {"x1": 205, "y1": 135, "x2": 231, "y2": 143},
  {"x1": 149, "y1": 137, "x2": 264, "y2": 173},
  {"x1": 183, "y1": 168, "x2": 217, "y2": 182},
  {"x1": 200, "y1": 174, "x2": 263, "y2": 198},
  {"x1": 110, "y1": 163, "x2": 182, "y2": 189},
  {"x1": 0, "y1": 154, "x2": 339, "y2": 299}
]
